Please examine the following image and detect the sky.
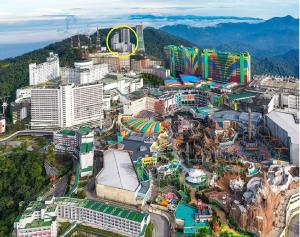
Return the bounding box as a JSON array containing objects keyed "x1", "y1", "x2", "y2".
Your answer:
[
  {"x1": 0, "y1": 0, "x2": 298, "y2": 58},
  {"x1": 0, "y1": 0, "x2": 298, "y2": 22}
]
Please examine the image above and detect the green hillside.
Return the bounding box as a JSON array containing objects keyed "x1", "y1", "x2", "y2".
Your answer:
[{"x1": 0, "y1": 26, "x2": 298, "y2": 104}]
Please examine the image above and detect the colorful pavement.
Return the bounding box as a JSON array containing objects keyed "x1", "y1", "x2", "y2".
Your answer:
[{"x1": 122, "y1": 118, "x2": 163, "y2": 134}]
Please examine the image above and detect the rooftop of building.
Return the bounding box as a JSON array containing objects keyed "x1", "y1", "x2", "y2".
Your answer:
[
  {"x1": 212, "y1": 110, "x2": 262, "y2": 125},
  {"x1": 77, "y1": 127, "x2": 93, "y2": 135},
  {"x1": 226, "y1": 91, "x2": 257, "y2": 101},
  {"x1": 16, "y1": 200, "x2": 55, "y2": 222},
  {"x1": 175, "y1": 203, "x2": 209, "y2": 234},
  {"x1": 80, "y1": 142, "x2": 93, "y2": 153},
  {"x1": 122, "y1": 138, "x2": 152, "y2": 162},
  {"x1": 16, "y1": 197, "x2": 149, "y2": 225},
  {"x1": 25, "y1": 219, "x2": 53, "y2": 229},
  {"x1": 58, "y1": 129, "x2": 76, "y2": 136},
  {"x1": 96, "y1": 149, "x2": 140, "y2": 192},
  {"x1": 56, "y1": 197, "x2": 148, "y2": 223},
  {"x1": 266, "y1": 110, "x2": 299, "y2": 144}
]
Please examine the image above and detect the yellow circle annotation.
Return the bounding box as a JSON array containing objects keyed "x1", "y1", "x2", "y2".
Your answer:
[{"x1": 105, "y1": 24, "x2": 139, "y2": 59}]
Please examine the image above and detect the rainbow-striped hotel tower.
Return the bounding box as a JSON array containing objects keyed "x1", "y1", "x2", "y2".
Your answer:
[
  {"x1": 201, "y1": 49, "x2": 251, "y2": 85},
  {"x1": 164, "y1": 45, "x2": 200, "y2": 77}
]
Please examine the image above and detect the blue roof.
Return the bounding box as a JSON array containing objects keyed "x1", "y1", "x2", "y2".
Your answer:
[
  {"x1": 180, "y1": 74, "x2": 199, "y2": 83},
  {"x1": 175, "y1": 203, "x2": 209, "y2": 234}
]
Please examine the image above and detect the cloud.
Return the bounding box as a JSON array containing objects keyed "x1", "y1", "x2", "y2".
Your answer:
[{"x1": 0, "y1": 0, "x2": 298, "y2": 22}]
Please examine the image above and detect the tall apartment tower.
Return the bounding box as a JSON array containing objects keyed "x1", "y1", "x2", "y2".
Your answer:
[
  {"x1": 111, "y1": 32, "x2": 120, "y2": 51},
  {"x1": 29, "y1": 52, "x2": 60, "y2": 86},
  {"x1": 30, "y1": 83, "x2": 104, "y2": 129},
  {"x1": 30, "y1": 88, "x2": 61, "y2": 128},
  {"x1": 136, "y1": 25, "x2": 145, "y2": 53},
  {"x1": 121, "y1": 28, "x2": 130, "y2": 44},
  {"x1": 96, "y1": 28, "x2": 101, "y2": 51}
]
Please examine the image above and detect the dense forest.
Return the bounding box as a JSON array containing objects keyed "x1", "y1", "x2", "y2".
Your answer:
[{"x1": 0, "y1": 143, "x2": 49, "y2": 236}]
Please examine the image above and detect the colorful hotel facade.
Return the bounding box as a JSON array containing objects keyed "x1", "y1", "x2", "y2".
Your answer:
[
  {"x1": 201, "y1": 49, "x2": 251, "y2": 85},
  {"x1": 164, "y1": 45, "x2": 200, "y2": 77},
  {"x1": 164, "y1": 46, "x2": 251, "y2": 85}
]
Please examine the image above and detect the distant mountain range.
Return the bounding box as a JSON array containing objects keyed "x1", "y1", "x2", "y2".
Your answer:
[
  {"x1": 160, "y1": 15, "x2": 299, "y2": 77},
  {"x1": 160, "y1": 15, "x2": 298, "y2": 55},
  {"x1": 0, "y1": 16, "x2": 298, "y2": 101}
]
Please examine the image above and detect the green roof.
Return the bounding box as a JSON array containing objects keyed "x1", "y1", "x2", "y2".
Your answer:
[
  {"x1": 56, "y1": 197, "x2": 148, "y2": 223},
  {"x1": 59, "y1": 129, "x2": 76, "y2": 136},
  {"x1": 46, "y1": 204, "x2": 57, "y2": 213},
  {"x1": 80, "y1": 142, "x2": 93, "y2": 153},
  {"x1": 81, "y1": 166, "x2": 93, "y2": 173},
  {"x1": 25, "y1": 219, "x2": 52, "y2": 229},
  {"x1": 78, "y1": 127, "x2": 92, "y2": 135},
  {"x1": 227, "y1": 92, "x2": 256, "y2": 101}
]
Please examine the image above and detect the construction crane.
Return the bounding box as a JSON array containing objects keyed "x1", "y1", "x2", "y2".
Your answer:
[{"x1": 0, "y1": 96, "x2": 8, "y2": 118}]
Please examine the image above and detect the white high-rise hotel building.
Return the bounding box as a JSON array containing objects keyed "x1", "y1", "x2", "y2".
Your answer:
[
  {"x1": 28, "y1": 53, "x2": 108, "y2": 129},
  {"x1": 29, "y1": 52, "x2": 60, "y2": 85},
  {"x1": 61, "y1": 60, "x2": 108, "y2": 85},
  {"x1": 31, "y1": 83, "x2": 104, "y2": 129}
]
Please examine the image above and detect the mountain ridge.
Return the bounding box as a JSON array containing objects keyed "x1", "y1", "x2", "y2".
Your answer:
[{"x1": 0, "y1": 21, "x2": 298, "y2": 101}]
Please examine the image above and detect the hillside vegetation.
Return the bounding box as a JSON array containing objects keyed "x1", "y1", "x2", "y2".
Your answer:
[{"x1": 0, "y1": 18, "x2": 298, "y2": 103}]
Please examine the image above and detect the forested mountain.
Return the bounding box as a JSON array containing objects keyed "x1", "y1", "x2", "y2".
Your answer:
[
  {"x1": 161, "y1": 15, "x2": 299, "y2": 56},
  {"x1": 0, "y1": 20, "x2": 298, "y2": 102},
  {"x1": 160, "y1": 15, "x2": 299, "y2": 77}
]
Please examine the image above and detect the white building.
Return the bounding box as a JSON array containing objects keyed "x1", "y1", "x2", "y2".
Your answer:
[
  {"x1": 0, "y1": 118, "x2": 6, "y2": 134},
  {"x1": 268, "y1": 94, "x2": 299, "y2": 113},
  {"x1": 31, "y1": 88, "x2": 61, "y2": 129},
  {"x1": 265, "y1": 111, "x2": 299, "y2": 166},
  {"x1": 16, "y1": 88, "x2": 32, "y2": 100},
  {"x1": 29, "y1": 52, "x2": 60, "y2": 85},
  {"x1": 79, "y1": 142, "x2": 94, "y2": 177},
  {"x1": 121, "y1": 29, "x2": 130, "y2": 44},
  {"x1": 123, "y1": 97, "x2": 156, "y2": 116},
  {"x1": 30, "y1": 83, "x2": 104, "y2": 129},
  {"x1": 11, "y1": 100, "x2": 30, "y2": 124},
  {"x1": 141, "y1": 66, "x2": 170, "y2": 79},
  {"x1": 90, "y1": 52, "x2": 131, "y2": 72},
  {"x1": 53, "y1": 127, "x2": 94, "y2": 176},
  {"x1": 14, "y1": 197, "x2": 150, "y2": 237},
  {"x1": 14, "y1": 198, "x2": 58, "y2": 237},
  {"x1": 111, "y1": 32, "x2": 120, "y2": 50},
  {"x1": 53, "y1": 129, "x2": 79, "y2": 153},
  {"x1": 103, "y1": 94, "x2": 111, "y2": 110},
  {"x1": 102, "y1": 73, "x2": 143, "y2": 95},
  {"x1": 96, "y1": 150, "x2": 141, "y2": 205},
  {"x1": 61, "y1": 60, "x2": 108, "y2": 85}
]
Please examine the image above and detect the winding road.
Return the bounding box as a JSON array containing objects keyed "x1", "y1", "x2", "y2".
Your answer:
[{"x1": 150, "y1": 213, "x2": 169, "y2": 237}]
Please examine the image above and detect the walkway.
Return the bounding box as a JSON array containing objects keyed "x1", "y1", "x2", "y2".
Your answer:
[
  {"x1": 0, "y1": 130, "x2": 53, "y2": 144},
  {"x1": 150, "y1": 213, "x2": 169, "y2": 237}
]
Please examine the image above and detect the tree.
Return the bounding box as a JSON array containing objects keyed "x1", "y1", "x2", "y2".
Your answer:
[
  {"x1": 46, "y1": 145, "x2": 56, "y2": 164},
  {"x1": 0, "y1": 144, "x2": 48, "y2": 236}
]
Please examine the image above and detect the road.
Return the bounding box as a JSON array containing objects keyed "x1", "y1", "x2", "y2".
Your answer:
[
  {"x1": 287, "y1": 214, "x2": 299, "y2": 237},
  {"x1": 150, "y1": 213, "x2": 169, "y2": 237}
]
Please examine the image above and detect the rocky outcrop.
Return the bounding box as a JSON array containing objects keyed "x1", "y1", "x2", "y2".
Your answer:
[{"x1": 229, "y1": 166, "x2": 299, "y2": 236}]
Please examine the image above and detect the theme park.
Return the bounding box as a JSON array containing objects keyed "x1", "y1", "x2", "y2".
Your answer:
[{"x1": 0, "y1": 20, "x2": 298, "y2": 237}]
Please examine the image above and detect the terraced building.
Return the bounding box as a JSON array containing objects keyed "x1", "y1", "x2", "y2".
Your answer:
[{"x1": 14, "y1": 196, "x2": 150, "y2": 237}]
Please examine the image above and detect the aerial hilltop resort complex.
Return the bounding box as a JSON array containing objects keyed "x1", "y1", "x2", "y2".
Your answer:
[{"x1": 1, "y1": 23, "x2": 298, "y2": 237}]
